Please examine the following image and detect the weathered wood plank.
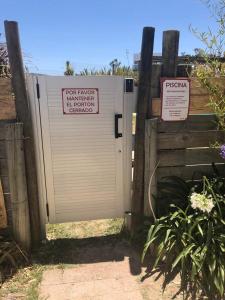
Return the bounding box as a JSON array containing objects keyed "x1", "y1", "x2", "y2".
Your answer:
[
  {"x1": 5, "y1": 21, "x2": 40, "y2": 247},
  {"x1": 0, "y1": 135, "x2": 11, "y2": 227},
  {"x1": 0, "y1": 179, "x2": 7, "y2": 228},
  {"x1": 159, "y1": 148, "x2": 223, "y2": 167},
  {"x1": 0, "y1": 119, "x2": 16, "y2": 127},
  {"x1": 190, "y1": 78, "x2": 209, "y2": 95},
  {"x1": 151, "y1": 64, "x2": 162, "y2": 98},
  {"x1": 3, "y1": 193, "x2": 12, "y2": 226},
  {"x1": 0, "y1": 120, "x2": 16, "y2": 140},
  {"x1": 0, "y1": 78, "x2": 16, "y2": 120},
  {"x1": 0, "y1": 158, "x2": 8, "y2": 176},
  {"x1": 0, "y1": 159, "x2": 8, "y2": 176},
  {"x1": 157, "y1": 164, "x2": 225, "y2": 181},
  {"x1": 5, "y1": 123, "x2": 31, "y2": 250},
  {"x1": 1, "y1": 176, "x2": 10, "y2": 193},
  {"x1": 162, "y1": 30, "x2": 179, "y2": 77},
  {"x1": 177, "y1": 65, "x2": 192, "y2": 77},
  {"x1": 0, "y1": 142, "x2": 6, "y2": 158},
  {"x1": 191, "y1": 77, "x2": 225, "y2": 91},
  {"x1": 158, "y1": 130, "x2": 225, "y2": 149},
  {"x1": 0, "y1": 78, "x2": 12, "y2": 96},
  {"x1": 0, "y1": 131, "x2": 4, "y2": 140},
  {"x1": 0, "y1": 98, "x2": 16, "y2": 120},
  {"x1": 158, "y1": 115, "x2": 218, "y2": 132},
  {"x1": 189, "y1": 95, "x2": 213, "y2": 114}
]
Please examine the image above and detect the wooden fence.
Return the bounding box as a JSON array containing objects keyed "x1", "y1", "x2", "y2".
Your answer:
[
  {"x1": 0, "y1": 78, "x2": 31, "y2": 249},
  {"x1": 0, "y1": 121, "x2": 12, "y2": 227},
  {"x1": 143, "y1": 68, "x2": 224, "y2": 217},
  {"x1": 143, "y1": 69, "x2": 225, "y2": 216},
  {"x1": 144, "y1": 115, "x2": 225, "y2": 216},
  {"x1": 0, "y1": 78, "x2": 16, "y2": 120},
  {"x1": 0, "y1": 78, "x2": 16, "y2": 230},
  {"x1": 1, "y1": 76, "x2": 225, "y2": 223},
  {"x1": 0, "y1": 61, "x2": 224, "y2": 240},
  {"x1": 144, "y1": 64, "x2": 225, "y2": 215}
]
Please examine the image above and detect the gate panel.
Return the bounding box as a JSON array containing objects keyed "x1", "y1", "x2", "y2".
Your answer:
[{"x1": 28, "y1": 75, "x2": 126, "y2": 224}]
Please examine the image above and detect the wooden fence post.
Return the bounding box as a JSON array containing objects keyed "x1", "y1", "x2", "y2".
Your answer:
[
  {"x1": 144, "y1": 118, "x2": 158, "y2": 217},
  {"x1": 143, "y1": 31, "x2": 180, "y2": 219},
  {"x1": 5, "y1": 123, "x2": 31, "y2": 251},
  {"x1": 162, "y1": 30, "x2": 180, "y2": 77},
  {"x1": 131, "y1": 27, "x2": 155, "y2": 232},
  {"x1": 4, "y1": 21, "x2": 41, "y2": 247},
  {"x1": 151, "y1": 64, "x2": 162, "y2": 100}
]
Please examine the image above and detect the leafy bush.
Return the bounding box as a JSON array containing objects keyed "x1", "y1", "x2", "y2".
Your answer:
[
  {"x1": 143, "y1": 176, "x2": 225, "y2": 299},
  {"x1": 156, "y1": 176, "x2": 198, "y2": 217},
  {"x1": 155, "y1": 165, "x2": 222, "y2": 217},
  {"x1": 191, "y1": 0, "x2": 225, "y2": 130}
]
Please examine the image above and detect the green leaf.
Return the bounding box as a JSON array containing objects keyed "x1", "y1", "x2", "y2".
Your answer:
[
  {"x1": 219, "y1": 244, "x2": 225, "y2": 252},
  {"x1": 208, "y1": 256, "x2": 216, "y2": 274},
  {"x1": 214, "y1": 270, "x2": 224, "y2": 297},
  {"x1": 164, "y1": 229, "x2": 172, "y2": 244},
  {"x1": 153, "y1": 242, "x2": 166, "y2": 269},
  {"x1": 197, "y1": 223, "x2": 204, "y2": 237},
  {"x1": 142, "y1": 223, "x2": 167, "y2": 261},
  {"x1": 142, "y1": 236, "x2": 158, "y2": 261},
  {"x1": 172, "y1": 244, "x2": 195, "y2": 270}
]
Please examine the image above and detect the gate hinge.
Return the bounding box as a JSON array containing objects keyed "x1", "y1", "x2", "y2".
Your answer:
[
  {"x1": 46, "y1": 203, "x2": 49, "y2": 218},
  {"x1": 36, "y1": 82, "x2": 40, "y2": 99}
]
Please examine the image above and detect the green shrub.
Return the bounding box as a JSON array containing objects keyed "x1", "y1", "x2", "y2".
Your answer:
[
  {"x1": 143, "y1": 176, "x2": 225, "y2": 299},
  {"x1": 155, "y1": 165, "x2": 222, "y2": 217}
]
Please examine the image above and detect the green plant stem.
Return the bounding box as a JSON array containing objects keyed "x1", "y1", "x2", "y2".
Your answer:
[{"x1": 204, "y1": 176, "x2": 222, "y2": 217}]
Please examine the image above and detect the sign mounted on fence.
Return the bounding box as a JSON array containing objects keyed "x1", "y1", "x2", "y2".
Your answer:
[
  {"x1": 161, "y1": 78, "x2": 190, "y2": 121},
  {"x1": 62, "y1": 88, "x2": 99, "y2": 114}
]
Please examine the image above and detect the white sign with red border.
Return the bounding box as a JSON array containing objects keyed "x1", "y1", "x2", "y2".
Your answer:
[
  {"x1": 62, "y1": 88, "x2": 99, "y2": 114},
  {"x1": 161, "y1": 78, "x2": 190, "y2": 121}
]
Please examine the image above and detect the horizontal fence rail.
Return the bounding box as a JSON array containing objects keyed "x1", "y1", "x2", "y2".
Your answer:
[{"x1": 144, "y1": 115, "x2": 225, "y2": 215}]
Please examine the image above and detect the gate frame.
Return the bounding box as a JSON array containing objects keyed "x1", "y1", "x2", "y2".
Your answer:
[{"x1": 26, "y1": 74, "x2": 136, "y2": 237}]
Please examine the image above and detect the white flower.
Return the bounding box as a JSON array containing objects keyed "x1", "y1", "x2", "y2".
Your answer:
[{"x1": 190, "y1": 192, "x2": 214, "y2": 213}]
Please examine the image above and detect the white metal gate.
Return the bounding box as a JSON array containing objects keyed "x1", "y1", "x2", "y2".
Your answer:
[{"x1": 27, "y1": 75, "x2": 135, "y2": 230}]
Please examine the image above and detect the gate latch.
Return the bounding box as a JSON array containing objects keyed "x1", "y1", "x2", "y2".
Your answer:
[{"x1": 115, "y1": 114, "x2": 122, "y2": 138}]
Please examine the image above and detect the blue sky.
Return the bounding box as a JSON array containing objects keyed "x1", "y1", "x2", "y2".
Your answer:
[{"x1": 0, "y1": 0, "x2": 218, "y2": 74}]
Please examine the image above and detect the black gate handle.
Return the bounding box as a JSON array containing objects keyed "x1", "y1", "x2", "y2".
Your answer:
[{"x1": 115, "y1": 114, "x2": 122, "y2": 138}]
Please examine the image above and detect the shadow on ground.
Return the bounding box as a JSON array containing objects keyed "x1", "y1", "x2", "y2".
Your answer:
[
  {"x1": 32, "y1": 233, "x2": 142, "y2": 276},
  {"x1": 34, "y1": 234, "x2": 185, "y2": 300}
]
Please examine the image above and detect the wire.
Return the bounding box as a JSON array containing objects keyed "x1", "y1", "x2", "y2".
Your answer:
[{"x1": 148, "y1": 160, "x2": 160, "y2": 222}]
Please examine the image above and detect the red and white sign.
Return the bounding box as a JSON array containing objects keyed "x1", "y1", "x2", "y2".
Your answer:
[
  {"x1": 161, "y1": 78, "x2": 190, "y2": 121},
  {"x1": 62, "y1": 88, "x2": 99, "y2": 114}
]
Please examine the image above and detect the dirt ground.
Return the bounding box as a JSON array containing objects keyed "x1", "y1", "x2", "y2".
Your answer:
[{"x1": 1, "y1": 219, "x2": 184, "y2": 300}]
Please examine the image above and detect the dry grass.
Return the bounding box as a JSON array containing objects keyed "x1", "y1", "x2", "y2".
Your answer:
[{"x1": 47, "y1": 218, "x2": 123, "y2": 240}]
